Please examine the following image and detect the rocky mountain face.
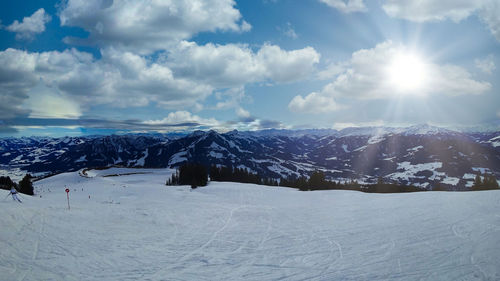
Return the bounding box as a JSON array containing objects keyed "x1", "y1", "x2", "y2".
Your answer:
[{"x1": 1, "y1": 125, "x2": 499, "y2": 190}]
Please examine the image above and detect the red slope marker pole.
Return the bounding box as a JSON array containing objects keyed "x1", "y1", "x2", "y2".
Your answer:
[{"x1": 65, "y1": 188, "x2": 70, "y2": 210}]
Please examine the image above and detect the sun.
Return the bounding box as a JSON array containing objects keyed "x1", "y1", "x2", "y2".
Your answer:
[{"x1": 387, "y1": 51, "x2": 428, "y2": 95}]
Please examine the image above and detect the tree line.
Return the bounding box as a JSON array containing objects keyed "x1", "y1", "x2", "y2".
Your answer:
[
  {"x1": 0, "y1": 174, "x2": 34, "y2": 195},
  {"x1": 166, "y1": 163, "x2": 208, "y2": 188},
  {"x1": 165, "y1": 163, "x2": 499, "y2": 193},
  {"x1": 471, "y1": 172, "x2": 500, "y2": 191},
  {"x1": 209, "y1": 165, "x2": 279, "y2": 186},
  {"x1": 166, "y1": 163, "x2": 425, "y2": 193},
  {"x1": 279, "y1": 171, "x2": 424, "y2": 193}
]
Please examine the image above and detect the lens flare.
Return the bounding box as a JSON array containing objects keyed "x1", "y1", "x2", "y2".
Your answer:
[{"x1": 387, "y1": 52, "x2": 428, "y2": 95}]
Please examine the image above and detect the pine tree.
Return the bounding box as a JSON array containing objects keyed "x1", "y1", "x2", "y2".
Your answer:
[
  {"x1": 0, "y1": 176, "x2": 15, "y2": 190},
  {"x1": 472, "y1": 174, "x2": 483, "y2": 190},
  {"x1": 18, "y1": 174, "x2": 34, "y2": 195}
]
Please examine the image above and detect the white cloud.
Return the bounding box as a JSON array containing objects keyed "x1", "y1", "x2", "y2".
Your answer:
[
  {"x1": 144, "y1": 111, "x2": 220, "y2": 127},
  {"x1": 475, "y1": 55, "x2": 496, "y2": 74},
  {"x1": 59, "y1": 0, "x2": 250, "y2": 54},
  {"x1": 382, "y1": 0, "x2": 500, "y2": 41},
  {"x1": 0, "y1": 41, "x2": 320, "y2": 121},
  {"x1": 319, "y1": 0, "x2": 367, "y2": 13},
  {"x1": 236, "y1": 107, "x2": 251, "y2": 118},
  {"x1": 326, "y1": 41, "x2": 490, "y2": 98},
  {"x1": 0, "y1": 48, "x2": 213, "y2": 120},
  {"x1": 478, "y1": 1, "x2": 500, "y2": 41},
  {"x1": 257, "y1": 44, "x2": 320, "y2": 83},
  {"x1": 382, "y1": 0, "x2": 481, "y2": 22},
  {"x1": 166, "y1": 41, "x2": 320, "y2": 87},
  {"x1": 213, "y1": 87, "x2": 248, "y2": 111},
  {"x1": 5, "y1": 8, "x2": 51, "y2": 40},
  {"x1": 290, "y1": 41, "x2": 491, "y2": 113},
  {"x1": 0, "y1": 49, "x2": 38, "y2": 118},
  {"x1": 288, "y1": 92, "x2": 340, "y2": 114},
  {"x1": 317, "y1": 62, "x2": 346, "y2": 80},
  {"x1": 331, "y1": 120, "x2": 385, "y2": 130},
  {"x1": 24, "y1": 83, "x2": 82, "y2": 119},
  {"x1": 280, "y1": 22, "x2": 298, "y2": 39}
]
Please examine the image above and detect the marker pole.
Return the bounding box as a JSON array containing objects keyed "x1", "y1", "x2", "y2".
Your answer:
[{"x1": 65, "y1": 188, "x2": 70, "y2": 210}]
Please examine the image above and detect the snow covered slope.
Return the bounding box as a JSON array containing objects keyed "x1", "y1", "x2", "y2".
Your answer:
[{"x1": 1, "y1": 169, "x2": 500, "y2": 280}]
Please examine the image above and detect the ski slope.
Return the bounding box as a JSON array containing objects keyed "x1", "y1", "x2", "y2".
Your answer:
[{"x1": 1, "y1": 168, "x2": 500, "y2": 280}]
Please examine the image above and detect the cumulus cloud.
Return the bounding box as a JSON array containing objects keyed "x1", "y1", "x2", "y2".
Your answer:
[
  {"x1": 319, "y1": 0, "x2": 367, "y2": 13},
  {"x1": 288, "y1": 92, "x2": 340, "y2": 114},
  {"x1": 144, "y1": 111, "x2": 220, "y2": 128},
  {"x1": 142, "y1": 110, "x2": 276, "y2": 132},
  {"x1": 0, "y1": 49, "x2": 39, "y2": 118},
  {"x1": 236, "y1": 107, "x2": 251, "y2": 118},
  {"x1": 5, "y1": 8, "x2": 51, "y2": 40},
  {"x1": 475, "y1": 55, "x2": 496, "y2": 74},
  {"x1": 24, "y1": 83, "x2": 82, "y2": 119},
  {"x1": 0, "y1": 40, "x2": 320, "y2": 121},
  {"x1": 59, "y1": 0, "x2": 250, "y2": 54},
  {"x1": 0, "y1": 48, "x2": 213, "y2": 121},
  {"x1": 290, "y1": 41, "x2": 491, "y2": 113},
  {"x1": 166, "y1": 41, "x2": 320, "y2": 87},
  {"x1": 382, "y1": 0, "x2": 500, "y2": 41}
]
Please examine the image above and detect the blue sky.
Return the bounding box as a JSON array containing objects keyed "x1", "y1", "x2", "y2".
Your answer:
[{"x1": 0, "y1": 0, "x2": 499, "y2": 137}]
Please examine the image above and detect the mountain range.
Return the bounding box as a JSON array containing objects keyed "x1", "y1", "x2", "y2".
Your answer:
[{"x1": 1, "y1": 124, "x2": 499, "y2": 190}]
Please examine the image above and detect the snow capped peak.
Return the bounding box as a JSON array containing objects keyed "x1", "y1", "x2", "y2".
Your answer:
[
  {"x1": 338, "y1": 127, "x2": 388, "y2": 137},
  {"x1": 188, "y1": 130, "x2": 209, "y2": 138},
  {"x1": 398, "y1": 124, "x2": 456, "y2": 136},
  {"x1": 224, "y1": 129, "x2": 240, "y2": 136},
  {"x1": 337, "y1": 124, "x2": 459, "y2": 137}
]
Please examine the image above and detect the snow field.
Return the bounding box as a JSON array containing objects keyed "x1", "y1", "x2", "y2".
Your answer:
[{"x1": 1, "y1": 168, "x2": 500, "y2": 280}]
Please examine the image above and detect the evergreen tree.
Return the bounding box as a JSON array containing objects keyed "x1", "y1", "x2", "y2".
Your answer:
[
  {"x1": 18, "y1": 174, "x2": 34, "y2": 195},
  {"x1": 308, "y1": 171, "x2": 326, "y2": 190},
  {"x1": 0, "y1": 176, "x2": 15, "y2": 190},
  {"x1": 472, "y1": 174, "x2": 483, "y2": 190}
]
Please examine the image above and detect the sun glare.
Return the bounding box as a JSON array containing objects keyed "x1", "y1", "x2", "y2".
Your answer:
[{"x1": 387, "y1": 52, "x2": 428, "y2": 95}]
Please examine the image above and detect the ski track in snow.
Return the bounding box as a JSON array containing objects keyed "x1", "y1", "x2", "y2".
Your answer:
[{"x1": 1, "y1": 168, "x2": 500, "y2": 280}]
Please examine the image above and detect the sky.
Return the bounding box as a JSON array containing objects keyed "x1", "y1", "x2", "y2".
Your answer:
[{"x1": 0, "y1": 0, "x2": 499, "y2": 137}]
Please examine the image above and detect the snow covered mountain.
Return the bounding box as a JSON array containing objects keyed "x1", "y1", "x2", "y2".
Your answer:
[{"x1": 1, "y1": 125, "x2": 499, "y2": 189}]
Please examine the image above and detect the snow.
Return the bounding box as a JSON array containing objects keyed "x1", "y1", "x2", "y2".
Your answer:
[
  {"x1": 367, "y1": 135, "x2": 385, "y2": 144},
  {"x1": 407, "y1": 145, "x2": 423, "y2": 152},
  {"x1": 472, "y1": 167, "x2": 490, "y2": 174},
  {"x1": 489, "y1": 141, "x2": 500, "y2": 147},
  {"x1": 135, "y1": 149, "x2": 148, "y2": 166},
  {"x1": 325, "y1": 156, "x2": 337, "y2": 161},
  {"x1": 75, "y1": 155, "x2": 87, "y2": 163},
  {"x1": 0, "y1": 167, "x2": 27, "y2": 182},
  {"x1": 353, "y1": 145, "x2": 367, "y2": 152},
  {"x1": 463, "y1": 173, "x2": 476, "y2": 180},
  {"x1": 442, "y1": 177, "x2": 460, "y2": 186},
  {"x1": 488, "y1": 135, "x2": 500, "y2": 147},
  {"x1": 168, "y1": 151, "x2": 188, "y2": 166},
  {"x1": 388, "y1": 162, "x2": 444, "y2": 182},
  {"x1": 209, "y1": 151, "x2": 224, "y2": 159},
  {"x1": 209, "y1": 141, "x2": 226, "y2": 151},
  {"x1": 2, "y1": 169, "x2": 500, "y2": 280},
  {"x1": 342, "y1": 144, "x2": 349, "y2": 153}
]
